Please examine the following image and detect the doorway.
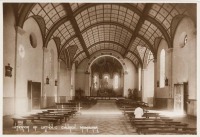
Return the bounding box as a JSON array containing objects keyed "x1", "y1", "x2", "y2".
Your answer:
[
  {"x1": 174, "y1": 83, "x2": 184, "y2": 113},
  {"x1": 183, "y1": 82, "x2": 188, "y2": 114},
  {"x1": 27, "y1": 81, "x2": 41, "y2": 111}
]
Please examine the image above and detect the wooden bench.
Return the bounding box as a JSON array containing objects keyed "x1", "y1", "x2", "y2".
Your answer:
[
  {"x1": 135, "y1": 124, "x2": 188, "y2": 134},
  {"x1": 48, "y1": 110, "x2": 76, "y2": 118},
  {"x1": 143, "y1": 112, "x2": 159, "y2": 118},
  {"x1": 47, "y1": 109, "x2": 77, "y2": 114},
  {"x1": 39, "y1": 112, "x2": 71, "y2": 122},
  {"x1": 134, "y1": 122, "x2": 188, "y2": 132},
  {"x1": 133, "y1": 122, "x2": 188, "y2": 127},
  {"x1": 30, "y1": 114, "x2": 64, "y2": 124},
  {"x1": 126, "y1": 109, "x2": 149, "y2": 116},
  {"x1": 12, "y1": 118, "x2": 29, "y2": 126},
  {"x1": 132, "y1": 121, "x2": 181, "y2": 125},
  {"x1": 141, "y1": 129, "x2": 196, "y2": 135},
  {"x1": 55, "y1": 103, "x2": 77, "y2": 110},
  {"x1": 12, "y1": 117, "x2": 58, "y2": 126},
  {"x1": 131, "y1": 119, "x2": 174, "y2": 123}
]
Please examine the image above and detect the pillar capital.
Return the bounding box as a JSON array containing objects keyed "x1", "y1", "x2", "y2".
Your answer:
[
  {"x1": 66, "y1": 67, "x2": 71, "y2": 71},
  {"x1": 167, "y1": 48, "x2": 173, "y2": 53},
  {"x1": 15, "y1": 26, "x2": 26, "y2": 35},
  {"x1": 43, "y1": 47, "x2": 48, "y2": 52},
  {"x1": 58, "y1": 58, "x2": 62, "y2": 62},
  {"x1": 142, "y1": 68, "x2": 147, "y2": 71},
  {"x1": 85, "y1": 70, "x2": 90, "y2": 74},
  {"x1": 124, "y1": 71, "x2": 128, "y2": 75}
]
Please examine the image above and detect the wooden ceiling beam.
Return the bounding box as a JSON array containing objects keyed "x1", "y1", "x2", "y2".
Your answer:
[
  {"x1": 64, "y1": 3, "x2": 90, "y2": 58},
  {"x1": 123, "y1": 4, "x2": 153, "y2": 58}
]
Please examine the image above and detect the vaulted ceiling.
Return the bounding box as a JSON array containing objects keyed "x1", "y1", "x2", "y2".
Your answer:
[{"x1": 16, "y1": 3, "x2": 196, "y2": 68}]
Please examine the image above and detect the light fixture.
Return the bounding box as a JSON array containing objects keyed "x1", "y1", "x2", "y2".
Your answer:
[
  {"x1": 157, "y1": 81, "x2": 159, "y2": 87},
  {"x1": 85, "y1": 71, "x2": 90, "y2": 74},
  {"x1": 5, "y1": 63, "x2": 13, "y2": 77},
  {"x1": 55, "y1": 80, "x2": 57, "y2": 86},
  {"x1": 184, "y1": 35, "x2": 188, "y2": 46},
  {"x1": 124, "y1": 71, "x2": 128, "y2": 74},
  {"x1": 165, "y1": 77, "x2": 168, "y2": 86},
  {"x1": 180, "y1": 34, "x2": 188, "y2": 48},
  {"x1": 46, "y1": 76, "x2": 49, "y2": 84}
]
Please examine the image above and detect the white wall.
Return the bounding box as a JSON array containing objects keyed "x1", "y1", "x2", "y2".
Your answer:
[
  {"x1": 42, "y1": 39, "x2": 58, "y2": 107},
  {"x1": 14, "y1": 17, "x2": 43, "y2": 114},
  {"x1": 173, "y1": 17, "x2": 196, "y2": 116},
  {"x1": 3, "y1": 5, "x2": 66, "y2": 115},
  {"x1": 3, "y1": 4, "x2": 16, "y2": 115},
  {"x1": 123, "y1": 59, "x2": 138, "y2": 97},
  {"x1": 142, "y1": 61, "x2": 154, "y2": 105},
  {"x1": 156, "y1": 39, "x2": 170, "y2": 98},
  {"x1": 75, "y1": 59, "x2": 90, "y2": 96},
  {"x1": 58, "y1": 61, "x2": 71, "y2": 102}
]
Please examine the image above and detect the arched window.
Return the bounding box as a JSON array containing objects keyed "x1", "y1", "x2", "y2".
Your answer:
[
  {"x1": 50, "y1": 49, "x2": 54, "y2": 78},
  {"x1": 138, "y1": 66, "x2": 141, "y2": 91},
  {"x1": 113, "y1": 74, "x2": 119, "y2": 89},
  {"x1": 147, "y1": 51, "x2": 154, "y2": 65},
  {"x1": 160, "y1": 49, "x2": 165, "y2": 88},
  {"x1": 93, "y1": 75, "x2": 98, "y2": 89}
]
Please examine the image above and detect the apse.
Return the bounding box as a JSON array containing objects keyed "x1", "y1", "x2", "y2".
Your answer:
[{"x1": 90, "y1": 56, "x2": 123, "y2": 97}]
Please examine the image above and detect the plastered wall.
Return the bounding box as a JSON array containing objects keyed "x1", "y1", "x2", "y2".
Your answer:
[
  {"x1": 172, "y1": 17, "x2": 196, "y2": 116},
  {"x1": 123, "y1": 59, "x2": 138, "y2": 97},
  {"x1": 3, "y1": 4, "x2": 16, "y2": 115},
  {"x1": 3, "y1": 5, "x2": 73, "y2": 115},
  {"x1": 156, "y1": 39, "x2": 170, "y2": 98}
]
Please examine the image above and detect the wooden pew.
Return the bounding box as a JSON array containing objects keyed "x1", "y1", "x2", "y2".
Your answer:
[
  {"x1": 55, "y1": 103, "x2": 77, "y2": 110},
  {"x1": 39, "y1": 113, "x2": 70, "y2": 122},
  {"x1": 131, "y1": 118, "x2": 173, "y2": 122},
  {"x1": 143, "y1": 112, "x2": 159, "y2": 118},
  {"x1": 126, "y1": 106, "x2": 196, "y2": 135},
  {"x1": 128, "y1": 112, "x2": 160, "y2": 120},
  {"x1": 134, "y1": 122, "x2": 188, "y2": 127},
  {"x1": 30, "y1": 114, "x2": 65, "y2": 124},
  {"x1": 47, "y1": 109, "x2": 76, "y2": 118},
  {"x1": 12, "y1": 117, "x2": 58, "y2": 126},
  {"x1": 141, "y1": 129, "x2": 196, "y2": 135},
  {"x1": 136, "y1": 125, "x2": 188, "y2": 134},
  {"x1": 55, "y1": 102, "x2": 78, "y2": 113},
  {"x1": 132, "y1": 121, "x2": 181, "y2": 125}
]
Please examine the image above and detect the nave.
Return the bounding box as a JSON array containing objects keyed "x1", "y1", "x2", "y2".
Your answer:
[
  {"x1": 3, "y1": 2, "x2": 197, "y2": 136},
  {"x1": 3, "y1": 99, "x2": 196, "y2": 135}
]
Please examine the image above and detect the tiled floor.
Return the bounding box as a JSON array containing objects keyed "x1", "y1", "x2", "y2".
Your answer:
[{"x1": 3, "y1": 100, "x2": 197, "y2": 135}]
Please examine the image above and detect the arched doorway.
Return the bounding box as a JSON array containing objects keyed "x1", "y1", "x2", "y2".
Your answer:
[{"x1": 90, "y1": 56, "x2": 124, "y2": 97}]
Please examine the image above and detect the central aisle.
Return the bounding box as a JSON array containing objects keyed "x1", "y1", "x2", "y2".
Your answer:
[
  {"x1": 43, "y1": 100, "x2": 137, "y2": 135},
  {"x1": 82, "y1": 100, "x2": 122, "y2": 114}
]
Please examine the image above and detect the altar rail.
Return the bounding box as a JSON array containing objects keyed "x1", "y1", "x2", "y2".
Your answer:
[{"x1": 85, "y1": 96, "x2": 125, "y2": 100}]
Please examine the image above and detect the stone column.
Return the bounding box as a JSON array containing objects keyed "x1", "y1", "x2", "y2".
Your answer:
[
  {"x1": 141, "y1": 69, "x2": 147, "y2": 103},
  {"x1": 66, "y1": 68, "x2": 71, "y2": 101},
  {"x1": 167, "y1": 48, "x2": 174, "y2": 109},
  {"x1": 167, "y1": 48, "x2": 173, "y2": 98},
  {"x1": 70, "y1": 63, "x2": 76, "y2": 99},
  {"x1": 123, "y1": 71, "x2": 128, "y2": 97},
  {"x1": 41, "y1": 47, "x2": 47, "y2": 108},
  {"x1": 14, "y1": 27, "x2": 23, "y2": 114},
  {"x1": 84, "y1": 71, "x2": 90, "y2": 96},
  {"x1": 153, "y1": 59, "x2": 157, "y2": 107},
  {"x1": 57, "y1": 59, "x2": 62, "y2": 102}
]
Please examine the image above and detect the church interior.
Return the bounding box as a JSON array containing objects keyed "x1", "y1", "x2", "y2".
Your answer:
[{"x1": 2, "y1": 2, "x2": 197, "y2": 135}]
